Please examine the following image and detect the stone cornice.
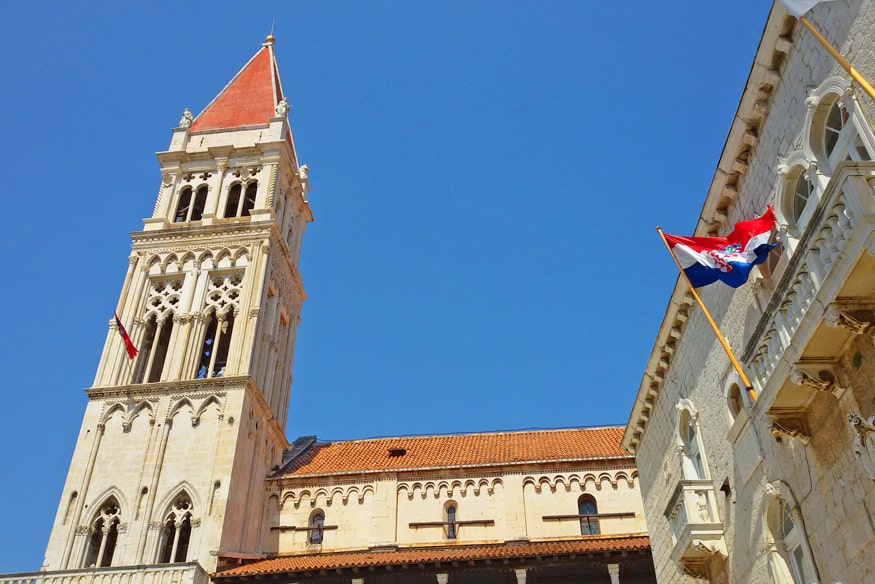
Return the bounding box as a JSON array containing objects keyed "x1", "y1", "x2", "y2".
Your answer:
[
  {"x1": 269, "y1": 454, "x2": 635, "y2": 486},
  {"x1": 130, "y1": 221, "x2": 274, "y2": 248},
  {"x1": 85, "y1": 375, "x2": 288, "y2": 448}
]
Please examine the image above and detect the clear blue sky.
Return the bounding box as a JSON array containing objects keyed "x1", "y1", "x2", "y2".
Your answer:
[{"x1": 0, "y1": 0, "x2": 772, "y2": 572}]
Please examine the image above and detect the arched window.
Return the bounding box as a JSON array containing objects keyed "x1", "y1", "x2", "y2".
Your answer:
[
  {"x1": 241, "y1": 182, "x2": 257, "y2": 217},
  {"x1": 174, "y1": 187, "x2": 192, "y2": 223},
  {"x1": 194, "y1": 273, "x2": 242, "y2": 379},
  {"x1": 578, "y1": 495, "x2": 600, "y2": 535},
  {"x1": 727, "y1": 383, "x2": 746, "y2": 423},
  {"x1": 223, "y1": 182, "x2": 258, "y2": 218},
  {"x1": 813, "y1": 92, "x2": 873, "y2": 172},
  {"x1": 445, "y1": 501, "x2": 458, "y2": 539},
  {"x1": 191, "y1": 186, "x2": 207, "y2": 221},
  {"x1": 765, "y1": 484, "x2": 818, "y2": 584},
  {"x1": 174, "y1": 186, "x2": 208, "y2": 222},
  {"x1": 787, "y1": 171, "x2": 813, "y2": 225},
  {"x1": 224, "y1": 184, "x2": 241, "y2": 218},
  {"x1": 823, "y1": 99, "x2": 872, "y2": 163},
  {"x1": 309, "y1": 511, "x2": 325, "y2": 545},
  {"x1": 195, "y1": 310, "x2": 234, "y2": 379},
  {"x1": 84, "y1": 499, "x2": 120, "y2": 568},
  {"x1": 133, "y1": 313, "x2": 174, "y2": 384},
  {"x1": 678, "y1": 402, "x2": 707, "y2": 480},
  {"x1": 160, "y1": 494, "x2": 193, "y2": 563}
]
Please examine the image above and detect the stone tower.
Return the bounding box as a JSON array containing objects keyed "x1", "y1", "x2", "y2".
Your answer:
[{"x1": 41, "y1": 37, "x2": 311, "y2": 579}]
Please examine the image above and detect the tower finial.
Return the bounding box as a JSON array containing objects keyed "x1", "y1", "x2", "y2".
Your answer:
[{"x1": 265, "y1": 19, "x2": 276, "y2": 45}]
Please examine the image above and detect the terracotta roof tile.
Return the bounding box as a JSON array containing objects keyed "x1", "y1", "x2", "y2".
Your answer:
[
  {"x1": 282, "y1": 427, "x2": 629, "y2": 476},
  {"x1": 215, "y1": 536, "x2": 650, "y2": 577},
  {"x1": 190, "y1": 45, "x2": 280, "y2": 132}
]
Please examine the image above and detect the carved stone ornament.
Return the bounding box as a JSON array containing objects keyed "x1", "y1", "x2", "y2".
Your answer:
[
  {"x1": 149, "y1": 521, "x2": 163, "y2": 530},
  {"x1": 775, "y1": 156, "x2": 788, "y2": 176},
  {"x1": 849, "y1": 414, "x2": 875, "y2": 480},
  {"x1": 275, "y1": 98, "x2": 290, "y2": 118},
  {"x1": 789, "y1": 368, "x2": 834, "y2": 392},
  {"x1": 179, "y1": 108, "x2": 194, "y2": 128},
  {"x1": 75, "y1": 525, "x2": 91, "y2": 535},
  {"x1": 824, "y1": 307, "x2": 870, "y2": 334}
]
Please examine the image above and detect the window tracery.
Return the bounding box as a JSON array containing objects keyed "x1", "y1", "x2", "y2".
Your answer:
[
  {"x1": 134, "y1": 279, "x2": 182, "y2": 384},
  {"x1": 159, "y1": 494, "x2": 193, "y2": 563},
  {"x1": 84, "y1": 499, "x2": 120, "y2": 568},
  {"x1": 195, "y1": 273, "x2": 242, "y2": 379}
]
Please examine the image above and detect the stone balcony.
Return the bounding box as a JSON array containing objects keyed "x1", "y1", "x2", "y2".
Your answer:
[
  {"x1": 664, "y1": 480, "x2": 727, "y2": 578},
  {"x1": 744, "y1": 161, "x2": 875, "y2": 435},
  {"x1": 0, "y1": 563, "x2": 208, "y2": 584}
]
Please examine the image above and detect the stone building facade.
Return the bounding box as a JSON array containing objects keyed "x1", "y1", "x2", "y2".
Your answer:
[
  {"x1": 0, "y1": 37, "x2": 655, "y2": 584},
  {"x1": 623, "y1": 2, "x2": 875, "y2": 583},
  {"x1": 215, "y1": 427, "x2": 654, "y2": 584}
]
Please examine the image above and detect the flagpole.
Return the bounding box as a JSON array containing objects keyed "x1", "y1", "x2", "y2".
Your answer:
[
  {"x1": 797, "y1": 16, "x2": 875, "y2": 101},
  {"x1": 656, "y1": 227, "x2": 758, "y2": 402}
]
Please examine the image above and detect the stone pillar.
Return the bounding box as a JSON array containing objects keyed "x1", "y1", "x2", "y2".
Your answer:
[
  {"x1": 608, "y1": 563, "x2": 620, "y2": 584},
  {"x1": 351, "y1": 579, "x2": 364, "y2": 584},
  {"x1": 515, "y1": 568, "x2": 527, "y2": 583},
  {"x1": 436, "y1": 574, "x2": 449, "y2": 584}
]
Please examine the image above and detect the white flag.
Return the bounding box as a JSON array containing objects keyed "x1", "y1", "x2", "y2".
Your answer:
[{"x1": 781, "y1": 0, "x2": 836, "y2": 18}]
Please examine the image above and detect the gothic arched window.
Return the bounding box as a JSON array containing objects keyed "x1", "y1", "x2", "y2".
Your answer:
[
  {"x1": 84, "y1": 499, "x2": 120, "y2": 568},
  {"x1": 160, "y1": 494, "x2": 193, "y2": 563},
  {"x1": 578, "y1": 495, "x2": 600, "y2": 535},
  {"x1": 196, "y1": 310, "x2": 235, "y2": 379},
  {"x1": 134, "y1": 313, "x2": 174, "y2": 384},
  {"x1": 309, "y1": 511, "x2": 325, "y2": 545}
]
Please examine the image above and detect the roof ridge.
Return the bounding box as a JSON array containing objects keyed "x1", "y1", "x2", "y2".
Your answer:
[{"x1": 307, "y1": 425, "x2": 624, "y2": 445}]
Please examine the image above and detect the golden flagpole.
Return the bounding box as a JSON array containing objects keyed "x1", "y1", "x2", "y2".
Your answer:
[
  {"x1": 656, "y1": 227, "x2": 757, "y2": 402},
  {"x1": 797, "y1": 15, "x2": 875, "y2": 101}
]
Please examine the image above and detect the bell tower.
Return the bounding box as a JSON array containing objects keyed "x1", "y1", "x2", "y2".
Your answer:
[{"x1": 42, "y1": 36, "x2": 312, "y2": 577}]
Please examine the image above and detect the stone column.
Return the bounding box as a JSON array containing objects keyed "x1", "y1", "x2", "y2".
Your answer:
[
  {"x1": 436, "y1": 573, "x2": 449, "y2": 584},
  {"x1": 607, "y1": 563, "x2": 620, "y2": 584},
  {"x1": 351, "y1": 579, "x2": 364, "y2": 584},
  {"x1": 515, "y1": 568, "x2": 527, "y2": 583}
]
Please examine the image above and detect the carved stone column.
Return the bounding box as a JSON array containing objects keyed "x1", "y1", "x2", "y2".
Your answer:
[
  {"x1": 436, "y1": 573, "x2": 449, "y2": 584},
  {"x1": 514, "y1": 568, "x2": 527, "y2": 583}
]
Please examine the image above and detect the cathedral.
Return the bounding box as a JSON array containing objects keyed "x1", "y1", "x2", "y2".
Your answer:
[{"x1": 1, "y1": 36, "x2": 655, "y2": 584}]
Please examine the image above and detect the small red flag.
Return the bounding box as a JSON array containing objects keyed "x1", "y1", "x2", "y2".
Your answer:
[{"x1": 114, "y1": 311, "x2": 138, "y2": 359}]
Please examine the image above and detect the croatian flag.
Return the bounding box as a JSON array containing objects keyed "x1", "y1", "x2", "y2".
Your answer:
[
  {"x1": 114, "y1": 311, "x2": 139, "y2": 359},
  {"x1": 663, "y1": 207, "x2": 778, "y2": 289}
]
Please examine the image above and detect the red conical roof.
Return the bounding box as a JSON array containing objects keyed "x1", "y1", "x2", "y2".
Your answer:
[{"x1": 190, "y1": 42, "x2": 283, "y2": 132}]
